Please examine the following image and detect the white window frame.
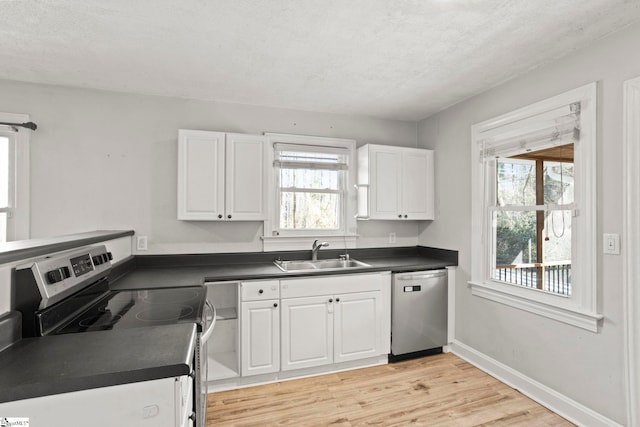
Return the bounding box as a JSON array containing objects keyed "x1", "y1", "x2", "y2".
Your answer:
[
  {"x1": 623, "y1": 75, "x2": 640, "y2": 427},
  {"x1": 0, "y1": 112, "x2": 30, "y2": 242},
  {"x1": 470, "y1": 83, "x2": 602, "y2": 332},
  {"x1": 263, "y1": 133, "x2": 357, "y2": 251}
]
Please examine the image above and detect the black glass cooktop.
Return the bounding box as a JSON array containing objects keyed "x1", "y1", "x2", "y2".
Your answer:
[{"x1": 54, "y1": 287, "x2": 206, "y2": 334}]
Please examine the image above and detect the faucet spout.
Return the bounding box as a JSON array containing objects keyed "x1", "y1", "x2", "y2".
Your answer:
[{"x1": 311, "y1": 239, "x2": 329, "y2": 260}]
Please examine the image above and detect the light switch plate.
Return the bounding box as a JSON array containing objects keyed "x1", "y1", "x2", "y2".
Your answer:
[{"x1": 603, "y1": 233, "x2": 620, "y2": 255}]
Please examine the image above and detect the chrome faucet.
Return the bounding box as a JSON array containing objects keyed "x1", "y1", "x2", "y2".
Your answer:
[{"x1": 311, "y1": 239, "x2": 329, "y2": 260}]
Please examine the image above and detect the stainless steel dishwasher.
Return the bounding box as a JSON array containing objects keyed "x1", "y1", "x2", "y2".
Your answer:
[{"x1": 390, "y1": 269, "x2": 448, "y2": 361}]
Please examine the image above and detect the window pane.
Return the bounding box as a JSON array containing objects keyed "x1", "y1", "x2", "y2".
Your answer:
[
  {"x1": 0, "y1": 136, "x2": 9, "y2": 208},
  {"x1": 494, "y1": 210, "x2": 538, "y2": 266},
  {"x1": 280, "y1": 168, "x2": 338, "y2": 190},
  {"x1": 543, "y1": 210, "x2": 572, "y2": 295},
  {"x1": 280, "y1": 191, "x2": 339, "y2": 229},
  {"x1": 544, "y1": 161, "x2": 574, "y2": 205},
  {"x1": 496, "y1": 159, "x2": 536, "y2": 206},
  {"x1": 493, "y1": 209, "x2": 572, "y2": 296}
]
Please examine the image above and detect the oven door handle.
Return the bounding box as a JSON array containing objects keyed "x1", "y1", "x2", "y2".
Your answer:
[{"x1": 201, "y1": 299, "x2": 216, "y2": 343}]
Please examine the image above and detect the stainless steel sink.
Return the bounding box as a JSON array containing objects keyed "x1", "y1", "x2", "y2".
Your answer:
[{"x1": 274, "y1": 258, "x2": 370, "y2": 272}]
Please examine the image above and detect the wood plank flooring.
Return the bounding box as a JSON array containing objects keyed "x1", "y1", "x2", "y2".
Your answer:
[{"x1": 206, "y1": 353, "x2": 574, "y2": 426}]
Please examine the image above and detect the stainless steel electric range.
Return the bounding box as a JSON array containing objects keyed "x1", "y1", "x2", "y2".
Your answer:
[{"x1": 13, "y1": 245, "x2": 215, "y2": 427}]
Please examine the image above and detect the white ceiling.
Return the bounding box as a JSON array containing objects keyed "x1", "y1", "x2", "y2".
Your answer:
[{"x1": 1, "y1": 0, "x2": 639, "y2": 121}]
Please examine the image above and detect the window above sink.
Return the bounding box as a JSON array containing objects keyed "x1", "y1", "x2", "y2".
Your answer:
[{"x1": 263, "y1": 133, "x2": 359, "y2": 252}]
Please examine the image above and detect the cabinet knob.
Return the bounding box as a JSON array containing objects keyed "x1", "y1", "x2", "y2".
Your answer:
[
  {"x1": 329, "y1": 298, "x2": 333, "y2": 303},
  {"x1": 227, "y1": 214, "x2": 232, "y2": 219},
  {"x1": 336, "y1": 298, "x2": 340, "y2": 302},
  {"x1": 259, "y1": 289, "x2": 264, "y2": 294},
  {"x1": 398, "y1": 214, "x2": 402, "y2": 218},
  {"x1": 273, "y1": 303, "x2": 278, "y2": 308},
  {"x1": 404, "y1": 214, "x2": 408, "y2": 218},
  {"x1": 217, "y1": 214, "x2": 223, "y2": 219}
]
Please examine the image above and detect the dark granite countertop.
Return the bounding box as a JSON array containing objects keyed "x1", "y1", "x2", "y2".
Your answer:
[
  {"x1": 0, "y1": 245, "x2": 456, "y2": 404},
  {"x1": 110, "y1": 246, "x2": 458, "y2": 290},
  {"x1": 0, "y1": 323, "x2": 196, "y2": 403}
]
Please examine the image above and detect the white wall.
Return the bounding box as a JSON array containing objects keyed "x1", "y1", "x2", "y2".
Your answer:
[
  {"x1": 417, "y1": 22, "x2": 640, "y2": 424},
  {"x1": 0, "y1": 80, "x2": 419, "y2": 253}
]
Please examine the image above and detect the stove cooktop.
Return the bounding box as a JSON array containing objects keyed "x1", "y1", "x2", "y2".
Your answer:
[{"x1": 54, "y1": 287, "x2": 206, "y2": 334}]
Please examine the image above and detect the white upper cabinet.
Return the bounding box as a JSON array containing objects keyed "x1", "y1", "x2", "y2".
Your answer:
[
  {"x1": 178, "y1": 130, "x2": 268, "y2": 221},
  {"x1": 357, "y1": 144, "x2": 434, "y2": 220},
  {"x1": 224, "y1": 133, "x2": 269, "y2": 221}
]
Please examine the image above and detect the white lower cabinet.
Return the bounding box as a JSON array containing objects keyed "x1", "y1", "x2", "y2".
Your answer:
[
  {"x1": 239, "y1": 280, "x2": 280, "y2": 377},
  {"x1": 0, "y1": 377, "x2": 191, "y2": 427},
  {"x1": 280, "y1": 273, "x2": 389, "y2": 372},
  {"x1": 220, "y1": 272, "x2": 390, "y2": 386},
  {"x1": 281, "y1": 295, "x2": 334, "y2": 371},
  {"x1": 240, "y1": 299, "x2": 280, "y2": 376},
  {"x1": 333, "y1": 291, "x2": 382, "y2": 363}
]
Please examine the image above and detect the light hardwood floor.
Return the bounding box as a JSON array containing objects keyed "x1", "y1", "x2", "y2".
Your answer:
[{"x1": 206, "y1": 353, "x2": 574, "y2": 426}]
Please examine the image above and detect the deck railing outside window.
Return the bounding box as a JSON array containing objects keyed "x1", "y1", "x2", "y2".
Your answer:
[{"x1": 494, "y1": 261, "x2": 571, "y2": 296}]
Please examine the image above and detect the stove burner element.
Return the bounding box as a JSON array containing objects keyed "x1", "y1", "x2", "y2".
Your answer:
[
  {"x1": 140, "y1": 289, "x2": 200, "y2": 304},
  {"x1": 78, "y1": 314, "x2": 123, "y2": 328},
  {"x1": 135, "y1": 304, "x2": 194, "y2": 322}
]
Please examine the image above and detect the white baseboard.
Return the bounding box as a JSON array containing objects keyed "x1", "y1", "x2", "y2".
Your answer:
[{"x1": 449, "y1": 340, "x2": 623, "y2": 427}]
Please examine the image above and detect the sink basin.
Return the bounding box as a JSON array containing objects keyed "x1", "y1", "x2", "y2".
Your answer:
[{"x1": 274, "y1": 258, "x2": 370, "y2": 272}]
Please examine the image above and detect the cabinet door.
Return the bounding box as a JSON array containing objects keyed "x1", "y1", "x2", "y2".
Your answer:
[
  {"x1": 225, "y1": 133, "x2": 268, "y2": 220},
  {"x1": 334, "y1": 291, "x2": 382, "y2": 363},
  {"x1": 281, "y1": 296, "x2": 333, "y2": 371},
  {"x1": 369, "y1": 146, "x2": 402, "y2": 219},
  {"x1": 177, "y1": 130, "x2": 225, "y2": 220},
  {"x1": 402, "y1": 149, "x2": 434, "y2": 220},
  {"x1": 240, "y1": 299, "x2": 280, "y2": 376}
]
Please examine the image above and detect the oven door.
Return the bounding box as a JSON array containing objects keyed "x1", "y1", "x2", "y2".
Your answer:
[{"x1": 196, "y1": 299, "x2": 216, "y2": 426}]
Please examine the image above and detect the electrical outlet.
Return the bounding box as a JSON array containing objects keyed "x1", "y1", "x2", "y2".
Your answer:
[
  {"x1": 389, "y1": 232, "x2": 396, "y2": 244},
  {"x1": 136, "y1": 235, "x2": 148, "y2": 251}
]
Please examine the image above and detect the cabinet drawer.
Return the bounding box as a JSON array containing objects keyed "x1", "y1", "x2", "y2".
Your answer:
[{"x1": 240, "y1": 280, "x2": 280, "y2": 301}]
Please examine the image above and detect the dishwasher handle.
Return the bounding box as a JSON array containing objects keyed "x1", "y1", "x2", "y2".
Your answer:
[{"x1": 394, "y1": 270, "x2": 447, "y2": 281}]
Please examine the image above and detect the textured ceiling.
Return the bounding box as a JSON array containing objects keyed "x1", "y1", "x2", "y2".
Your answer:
[{"x1": 1, "y1": 0, "x2": 639, "y2": 121}]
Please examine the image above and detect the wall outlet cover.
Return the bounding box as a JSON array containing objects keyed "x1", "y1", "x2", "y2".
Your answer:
[{"x1": 136, "y1": 235, "x2": 148, "y2": 251}]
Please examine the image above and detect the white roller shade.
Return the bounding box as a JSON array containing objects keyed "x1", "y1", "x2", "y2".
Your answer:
[
  {"x1": 478, "y1": 102, "x2": 580, "y2": 160},
  {"x1": 273, "y1": 143, "x2": 349, "y2": 170}
]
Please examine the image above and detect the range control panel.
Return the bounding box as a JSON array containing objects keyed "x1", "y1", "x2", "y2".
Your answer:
[{"x1": 17, "y1": 245, "x2": 113, "y2": 308}]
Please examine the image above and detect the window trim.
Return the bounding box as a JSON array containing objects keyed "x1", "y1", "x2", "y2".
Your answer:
[
  {"x1": 0, "y1": 112, "x2": 30, "y2": 242},
  {"x1": 469, "y1": 83, "x2": 602, "y2": 332},
  {"x1": 263, "y1": 133, "x2": 357, "y2": 250},
  {"x1": 623, "y1": 74, "x2": 640, "y2": 426}
]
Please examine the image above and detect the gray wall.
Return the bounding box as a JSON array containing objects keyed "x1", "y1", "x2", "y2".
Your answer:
[
  {"x1": 417, "y1": 22, "x2": 640, "y2": 423},
  {"x1": 0, "y1": 80, "x2": 419, "y2": 253}
]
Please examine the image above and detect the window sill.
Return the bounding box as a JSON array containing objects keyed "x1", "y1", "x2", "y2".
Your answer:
[{"x1": 469, "y1": 280, "x2": 603, "y2": 332}]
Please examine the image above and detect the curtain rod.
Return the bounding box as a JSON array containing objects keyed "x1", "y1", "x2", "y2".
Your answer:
[{"x1": 0, "y1": 121, "x2": 38, "y2": 131}]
